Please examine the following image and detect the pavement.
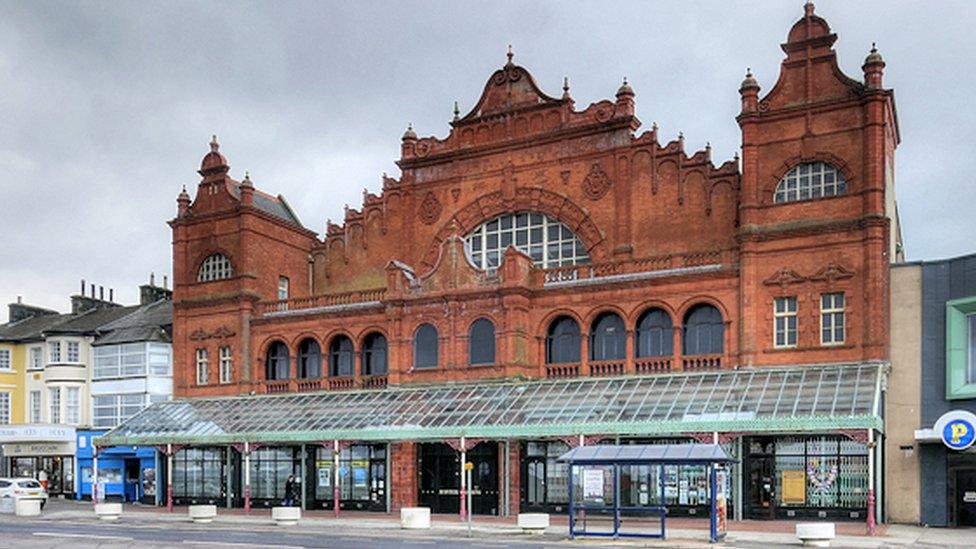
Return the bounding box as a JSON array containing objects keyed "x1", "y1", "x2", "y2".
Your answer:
[{"x1": 0, "y1": 499, "x2": 974, "y2": 548}]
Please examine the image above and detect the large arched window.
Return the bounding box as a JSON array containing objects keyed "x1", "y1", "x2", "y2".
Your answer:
[
  {"x1": 590, "y1": 312, "x2": 625, "y2": 361},
  {"x1": 635, "y1": 308, "x2": 674, "y2": 357},
  {"x1": 329, "y1": 335, "x2": 354, "y2": 377},
  {"x1": 546, "y1": 316, "x2": 581, "y2": 364},
  {"x1": 361, "y1": 333, "x2": 388, "y2": 376},
  {"x1": 414, "y1": 324, "x2": 439, "y2": 369},
  {"x1": 197, "y1": 253, "x2": 234, "y2": 282},
  {"x1": 297, "y1": 338, "x2": 322, "y2": 379},
  {"x1": 774, "y1": 162, "x2": 847, "y2": 203},
  {"x1": 264, "y1": 341, "x2": 290, "y2": 380},
  {"x1": 464, "y1": 212, "x2": 590, "y2": 270},
  {"x1": 468, "y1": 318, "x2": 496, "y2": 365},
  {"x1": 683, "y1": 304, "x2": 724, "y2": 355}
]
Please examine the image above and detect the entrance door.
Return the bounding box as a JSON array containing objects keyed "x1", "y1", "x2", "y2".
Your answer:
[
  {"x1": 418, "y1": 443, "x2": 459, "y2": 514},
  {"x1": 957, "y1": 470, "x2": 976, "y2": 526},
  {"x1": 469, "y1": 442, "x2": 499, "y2": 516},
  {"x1": 747, "y1": 456, "x2": 775, "y2": 519},
  {"x1": 125, "y1": 459, "x2": 141, "y2": 502}
]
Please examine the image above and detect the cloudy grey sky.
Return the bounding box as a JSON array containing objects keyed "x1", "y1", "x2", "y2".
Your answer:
[{"x1": 1, "y1": 1, "x2": 973, "y2": 321}]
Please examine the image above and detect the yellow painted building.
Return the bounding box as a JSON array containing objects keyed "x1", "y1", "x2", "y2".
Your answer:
[
  {"x1": 0, "y1": 341, "x2": 25, "y2": 424},
  {"x1": 0, "y1": 304, "x2": 67, "y2": 426}
]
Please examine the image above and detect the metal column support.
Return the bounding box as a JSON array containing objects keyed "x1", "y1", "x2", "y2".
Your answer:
[
  {"x1": 867, "y1": 429, "x2": 876, "y2": 535},
  {"x1": 385, "y1": 443, "x2": 392, "y2": 514},
  {"x1": 333, "y1": 440, "x2": 340, "y2": 518},
  {"x1": 459, "y1": 436, "x2": 467, "y2": 521},
  {"x1": 503, "y1": 440, "x2": 510, "y2": 517},
  {"x1": 166, "y1": 443, "x2": 173, "y2": 513},
  {"x1": 92, "y1": 446, "x2": 99, "y2": 506},
  {"x1": 734, "y1": 437, "x2": 743, "y2": 521},
  {"x1": 225, "y1": 447, "x2": 232, "y2": 509},
  {"x1": 300, "y1": 443, "x2": 307, "y2": 511},
  {"x1": 244, "y1": 441, "x2": 251, "y2": 514}
]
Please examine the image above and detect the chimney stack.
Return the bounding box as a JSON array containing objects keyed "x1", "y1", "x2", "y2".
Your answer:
[
  {"x1": 163, "y1": 275, "x2": 168, "y2": 289},
  {"x1": 109, "y1": 288, "x2": 114, "y2": 302},
  {"x1": 99, "y1": 286, "x2": 104, "y2": 300}
]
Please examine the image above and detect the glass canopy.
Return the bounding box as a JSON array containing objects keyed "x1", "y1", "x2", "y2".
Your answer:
[{"x1": 96, "y1": 362, "x2": 884, "y2": 447}]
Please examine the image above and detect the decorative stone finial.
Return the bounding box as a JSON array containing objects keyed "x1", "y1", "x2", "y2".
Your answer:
[
  {"x1": 241, "y1": 171, "x2": 253, "y2": 188},
  {"x1": 864, "y1": 42, "x2": 884, "y2": 65},
  {"x1": 453, "y1": 101, "x2": 460, "y2": 121},
  {"x1": 652, "y1": 121, "x2": 658, "y2": 131},
  {"x1": 210, "y1": 134, "x2": 219, "y2": 152},
  {"x1": 402, "y1": 123, "x2": 417, "y2": 141},
  {"x1": 506, "y1": 44, "x2": 514, "y2": 65},
  {"x1": 616, "y1": 76, "x2": 634, "y2": 98},
  {"x1": 804, "y1": 1, "x2": 815, "y2": 17},
  {"x1": 740, "y1": 67, "x2": 760, "y2": 93},
  {"x1": 562, "y1": 76, "x2": 570, "y2": 98}
]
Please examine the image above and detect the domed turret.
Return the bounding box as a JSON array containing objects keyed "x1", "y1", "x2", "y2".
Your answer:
[
  {"x1": 401, "y1": 123, "x2": 417, "y2": 142},
  {"x1": 199, "y1": 135, "x2": 229, "y2": 178},
  {"x1": 616, "y1": 77, "x2": 634, "y2": 99}
]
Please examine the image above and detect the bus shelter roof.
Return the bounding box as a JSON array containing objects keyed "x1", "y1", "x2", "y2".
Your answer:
[
  {"x1": 95, "y1": 361, "x2": 885, "y2": 447},
  {"x1": 558, "y1": 443, "x2": 735, "y2": 465}
]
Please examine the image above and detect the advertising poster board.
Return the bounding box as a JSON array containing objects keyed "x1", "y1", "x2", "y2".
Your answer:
[
  {"x1": 714, "y1": 468, "x2": 728, "y2": 537},
  {"x1": 583, "y1": 469, "x2": 604, "y2": 502},
  {"x1": 781, "y1": 469, "x2": 806, "y2": 505}
]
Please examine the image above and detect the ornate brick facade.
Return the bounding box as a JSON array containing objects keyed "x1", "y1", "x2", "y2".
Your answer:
[{"x1": 170, "y1": 3, "x2": 899, "y2": 400}]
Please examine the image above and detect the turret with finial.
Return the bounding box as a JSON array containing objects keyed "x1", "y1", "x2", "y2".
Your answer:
[
  {"x1": 199, "y1": 133, "x2": 229, "y2": 178},
  {"x1": 177, "y1": 185, "x2": 191, "y2": 216},
  {"x1": 402, "y1": 122, "x2": 417, "y2": 142},
  {"x1": 240, "y1": 170, "x2": 254, "y2": 205},
  {"x1": 862, "y1": 42, "x2": 885, "y2": 89},
  {"x1": 739, "y1": 68, "x2": 761, "y2": 114}
]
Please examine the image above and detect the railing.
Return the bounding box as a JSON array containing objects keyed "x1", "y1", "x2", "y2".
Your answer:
[
  {"x1": 328, "y1": 376, "x2": 356, "y2": 390},
  {"x1": 682, "y1": 354, "x2": 723, "y2": 371},
  {"x1": 588, "y1": 360, "x2": 625, "y2": 377},
  {"x1": 265, "y1": 380, "x2": 291, "y2": 394},
  {"x1": 361, "y1": 375, "x2": 388, "y2": 389},
  {"x1": 546, "y1": 363, "x2": 581, "y2": 379},
  {"x1": 635, "y1": 357, "x2": 672, "y2": 374},
  {"x1": 296, "y1": 378, "x2": 322, "y2": 392},
  {"x1": 540, "y1": 249, "x2": 727, "y2": 285},
  {"x1": 258, "y1": 288, "x2": 387, "y2": 317}
]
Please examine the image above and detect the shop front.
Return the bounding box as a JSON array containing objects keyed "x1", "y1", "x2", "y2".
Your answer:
[
  {"x1": 76, "y1": 430, "x2": 159, "y2": 503},
  {"x1": 307, "y1": 443, "x2": 387, "y2": 512},
  {"x1": 916, "y1": 410, "x2": 976, "y2": 526},
  {"x1": 0, "y1": 424, "x2": 76, "y2": 498}
]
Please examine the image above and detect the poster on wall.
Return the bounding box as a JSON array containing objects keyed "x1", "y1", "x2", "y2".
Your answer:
[
  {"x1": 583, "y1": 469, "x2": 604, "y2": 502},
  {"x1": 781, "y1": 469, "x2": 806, "y2": 505},
  {"x1": 317, "y1": 466, "x2": 332, "y2": 488},
  {"x1": 353, "y1": 467, "x2": 368, "y2": 488}
]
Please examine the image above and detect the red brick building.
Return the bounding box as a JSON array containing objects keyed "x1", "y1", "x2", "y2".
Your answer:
[{"x1": 108, "y1": 3, "x2": 900, "y2": 523}]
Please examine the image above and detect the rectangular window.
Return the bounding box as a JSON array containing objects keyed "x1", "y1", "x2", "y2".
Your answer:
[
  {"x1": 774, "y1": 297, "x2": 798, "y2": 348},
  {"x1": 48, "y1": 341, "x2": 61, "y2": 363},
  {"x1": 821, "y1": 293, "x2": 846, "y2": 345},
  {"x1": 48, "y1": 387, "x2": 60, "y2": 424},
  {"x1": 30, "y1": 391, "x2": 41, "y2": 423},
  {"x1": 93, "y1": 395, "x2": 118, "y2": 428},
  {"x1": 148, "y1": 343, "x2": 172, "y2": 376},
  {"x1": 121, "y1": 394, "x2": 146, "y2": 422},
  {"x1": 278, "y1": 276, "x2": 289, "y2": 300},
  {"x1": 29, "y1": 347, "x2": 42, "y2": 370},
  {"x1": 0, "y1": 392, "x2": 10, "y2": 424},
  {"x1": 196, "y1": 349, "x2": 209, "y2": 385},
  {"x1": 0, "y1": 349, "x2": 10, "y2": 370},
  {"x1": 121, "y1": 342, "x2": 147, "y2": 376},
  {"x1": 66, "y1": 387, "x2": 80, "y2": 425},
  {"x1": 67, "y1": 341, "x2": 80, "y2": 362},
  {"x1": 219, "y1": 346, "x2": 232, "y2": 384}
]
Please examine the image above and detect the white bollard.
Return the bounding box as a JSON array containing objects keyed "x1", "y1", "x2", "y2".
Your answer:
[
  {"x1": 94, "y1": 502, "x2": 122, "y2": 521},
  {"x1": 272, "y1": 506, "x2": 301, "y2": 526},
  {"x1": 795, "y1": 523, "x2": 836, "y2": 547},
  {"x1": 15, "y1": 499, "x2": 42, "y2": 517},
  {"x1": 188, "y1": 504, "x2": 218, "y2": 524},
  {"x1": 400, "y1": 507, "x2": 431, "y2": 529}
]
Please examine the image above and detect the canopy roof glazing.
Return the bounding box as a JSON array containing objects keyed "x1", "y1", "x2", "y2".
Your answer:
[
  {"x1": 559, "y1": 443, "x2": 735, "y2": 465},
  {"x1": 97, "y1": 362, "x2": 884, "y2": 446}
]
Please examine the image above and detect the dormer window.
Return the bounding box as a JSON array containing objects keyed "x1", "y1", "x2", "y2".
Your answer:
[
  {"x1": 774, "y1": 162, "x2": 847, "y2": 203},
  {"x1": 197, "y1": 253, "x2": 234, "y2": 282}
]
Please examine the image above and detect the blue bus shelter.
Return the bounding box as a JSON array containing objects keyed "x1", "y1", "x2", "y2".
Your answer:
[{"x1": 559, "y1": 444, "x2": 736, "y2": 543}]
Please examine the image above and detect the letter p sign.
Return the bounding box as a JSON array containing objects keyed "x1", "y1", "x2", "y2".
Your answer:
[{"x1": 943, "y1": 419, "x2": 976, "y2": 450}]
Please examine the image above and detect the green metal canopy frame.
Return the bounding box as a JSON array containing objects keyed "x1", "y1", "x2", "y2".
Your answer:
[{"x1": 95, "y1": 361, "x2": 885, "y2": 447}]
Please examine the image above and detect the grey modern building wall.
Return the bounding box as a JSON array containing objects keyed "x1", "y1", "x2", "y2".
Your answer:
[{"x1": 917, "y1": 253, "x2": 976, "y2": 526}]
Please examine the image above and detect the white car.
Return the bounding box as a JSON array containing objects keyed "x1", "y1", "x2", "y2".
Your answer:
[{"x1": 0, "y1": 478, "x2": 48, "y2": 509}]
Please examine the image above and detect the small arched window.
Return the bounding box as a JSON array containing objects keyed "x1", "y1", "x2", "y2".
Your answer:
[
  {"x1": 683, "y1": 304, "x2": 724, "y2": 355},
  {"x1": 297, "y1": 338, "x2": 322, "y2": 379},
  {"x1": 265, "y1": 341, "x2": 290, "y2": 380},
  {"x1": 590, "y1": 312, "x2": 625, "y2": 361},
  {"x1": 362, "y1": 333, "x2": 388, "y2": 376},
  {"x1": 414, "y1": 324, "x2": 439, "y2": 369},
  {"x1": 197, "y1": 253, "x2": 234, "y2": 282},
  {"x1": 774, "y1": 162, "x2": 847, "y2": 203},
  {"x1": 636, "y1": 308, "x2": 674, "y2": 357},
  {"x1": 468, "y1": 319, "x2": 496, "y2": 365},
  {"x1": 546, "y1": 316, "x2": 581, "y2": 364},
  {"x1": 329, "y1": 335, "x2": 354, "y2": 377}
]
